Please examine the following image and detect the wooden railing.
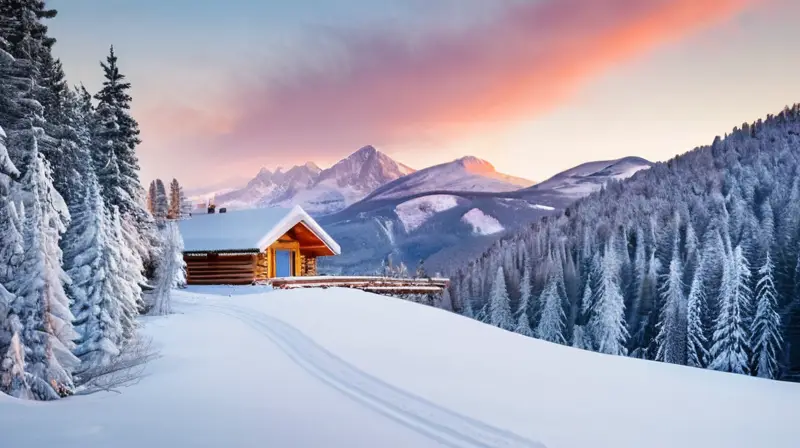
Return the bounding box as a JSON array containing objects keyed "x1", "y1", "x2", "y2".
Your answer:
[{"x1": 269, "y1": 276, "x2": 450, "y2": 294}]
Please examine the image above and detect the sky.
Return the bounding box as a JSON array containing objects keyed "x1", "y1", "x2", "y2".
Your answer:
[{"x1": 48, "y1": 0, "x2": 800, "y2": 190}]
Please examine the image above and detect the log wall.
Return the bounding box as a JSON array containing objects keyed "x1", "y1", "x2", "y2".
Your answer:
[
  {"x1": 300, "y1": 253, "x2": 317, "y2": 276},
  {"x1": 185, "y1": 253, "x2": 256, "y2": 285}
]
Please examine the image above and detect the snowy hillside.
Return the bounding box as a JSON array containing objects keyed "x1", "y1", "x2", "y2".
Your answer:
[
  {"x1": 365, "y1": 156, "x2": 534, "y2": 202},
  {"x1": 217, "y1": 146, "x2": 414, "y2": 215},
  {"x1": 2, "y1": 287, "x2": 796, "y2": 448},
  {"x1": 522, "y1": 156, "x2": 652, "y2": 198}
]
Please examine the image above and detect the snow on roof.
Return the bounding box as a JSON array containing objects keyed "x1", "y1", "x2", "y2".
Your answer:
[{"x1": 178, "y1": 205, "x2": 341, "y2": 255}]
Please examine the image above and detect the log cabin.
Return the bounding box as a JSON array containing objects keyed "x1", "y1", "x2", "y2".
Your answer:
[{"x1": 178, "y1": 206, "x2": 341, "y2": 285}]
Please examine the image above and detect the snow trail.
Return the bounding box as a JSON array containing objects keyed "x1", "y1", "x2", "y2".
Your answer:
[{"x1": 196, "y1": 300, "x2": 545, "y2": 448}]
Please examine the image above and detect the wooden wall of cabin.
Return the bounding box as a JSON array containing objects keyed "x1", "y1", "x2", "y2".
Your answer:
[
  {"x1": 184, "y1": 253, "x2": 256, "y2": 285},
  {"x1": 300, "y1": 252, "x2": 317, "y2": 276},
  {"x1": 254, "y1": 251, "x2": 270, "y2": 282}
]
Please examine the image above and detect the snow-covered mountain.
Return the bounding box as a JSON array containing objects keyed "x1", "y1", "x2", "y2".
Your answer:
[
  {"x1": 520, "y1": 156, "x2": 652, "y2": 198},
  {"x1": 5, "y1": 286, "x2": 796, "y2": 447},
  {"x1": 216, "y1": 146, "x2": 415, "y2": 215},
  {"x1": 319, "y1": 156, "x2": 650, "y2": 275},
  {"x1": 364, "y1": 156, "x2": 533, "y2": 201}
]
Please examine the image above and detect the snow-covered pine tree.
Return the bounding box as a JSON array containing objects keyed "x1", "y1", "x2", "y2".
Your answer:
[
  {"x1": 459, "y1": 278, "x2": 474, "y2": 318},
  {"x1": 536, "y1": 270, "x2": 566, "y2": 344},
  {"x1": 93, "y1": 46, "x2": 142, "y2": 216},
  {"x1": 655, "y1": 221, "x2": 687, "y2": 365},
  {"x1": 66, "y1": 173, "x2": 126, "y2": 368},
  {"x1": 750, "y1": 251, "x2": 782, "y2": 379},
  {"x1": 686, "y1": 257, "x2": 709, "y2": 368},
  {"x1": 514, "y1": 253, "x2": 533, "y2": 336},
  {"x1": 5, "y1": 146, "x2": 79, "y2": 400},
  {"x1": 709, "y1": 245, "x2": 753, "y2": 375},
  {"x1": 179, "y1": 185, "x2": 192, "y2": 218},
  {"x1": 92, "y1": 46, "x2": 156, "y2": 282},
  {"x1": 149, "y1": 221, "x2": 186, "y2": 316},
  {"x1": 117, "y1": 214, "x2": 147, "y2": 328},
  {"x1": 489, "y1": 266, "x2": 514, "y2": 330},
  {"x1": 0, "y1": 2, "x2": 81, "y2": 400},
  {"x1": 588, "y1": 237, "x2": 629, "y2": 356}
]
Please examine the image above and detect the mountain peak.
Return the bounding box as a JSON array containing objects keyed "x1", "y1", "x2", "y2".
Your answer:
[
  {"x1": 354, "y1": 145, "x2": 378, "y2": 156},
  {"x1": 455, "y1": 156, "x2": 496, "y2": 174},
  {"x1": 303, "y1": 161, "x2": 322, "y2": 172}
]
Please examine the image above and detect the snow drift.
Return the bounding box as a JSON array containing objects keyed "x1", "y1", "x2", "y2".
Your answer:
[{"x1": 0, "y1": 286, "x2": 796, "y2": 448}]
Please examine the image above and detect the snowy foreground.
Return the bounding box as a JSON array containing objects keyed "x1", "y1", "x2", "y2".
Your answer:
[{"x1": 1, "y1": 287, "x2": 798, "y2": 448}]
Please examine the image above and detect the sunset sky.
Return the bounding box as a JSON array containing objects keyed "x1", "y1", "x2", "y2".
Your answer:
[{"x1": 49, "y1": 0, "x2": 800, "y2": 189}]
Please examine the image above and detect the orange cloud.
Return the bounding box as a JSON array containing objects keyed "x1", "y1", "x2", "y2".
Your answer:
[{"x1": 147, "y1": 0, "x2": 760, "y2": 169}]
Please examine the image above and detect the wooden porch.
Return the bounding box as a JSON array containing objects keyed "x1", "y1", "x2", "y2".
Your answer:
[{"x1": 269, "y1": 276, "x2": 450, "y2": 295}]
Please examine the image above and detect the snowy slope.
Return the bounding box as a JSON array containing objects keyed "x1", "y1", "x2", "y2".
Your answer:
[
  {"x1": 365, "y1": 156, "x2": 534, "y2": 202},
  {"x1": 216, "y1": 146, "x2": 414, "y2": 215},
  {"x1": 523, "y1": 156, "x2": 652, "y2": 198},
  {"x1": 2, "y1": 287, "x2": 796, "y2": 448},
  {"x1": 461, "y1": 208, "x2": 504, "y2": 235},
  {"x1": 395, "y1": 195, "x2": 461, "y2": 232}
]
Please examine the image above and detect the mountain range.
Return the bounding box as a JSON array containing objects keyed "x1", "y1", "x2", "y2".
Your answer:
[
  {"x1": 194, "y1": 145, "x2": 651, "y2": 274},
  {"x1": 212, "y1": 146, "x2": 531, "y2": 215}
]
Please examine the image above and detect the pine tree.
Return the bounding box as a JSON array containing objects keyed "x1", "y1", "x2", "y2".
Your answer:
[
  {"x1": 489, "y1": 267, "x2": 513, "y2": 330},
  {"x1": 150, "y1": 221, "x2": 186, "y2": 315},
  {"x1": 709, "y1": 245, "x2": 752, "y2": 375},
  {"x1": 0, "y1": 2, "x2": 80, "y2": 400},
  {"x1": 459, "y1": 278, "x2": 474, "y2": 318},
  {"x1": 588, "y1": 237, "x2": 629, "y2": 356},
  {"x1": 514, "y1": 254, "x2": 534, "y2": 336},
  {"x1": 655, "y1": 235, "x2": 687, "y2": 365},
  {"x1": 153, "y1": 178, "x2": 168, "y2": 223},
  {"x1": 4, "y1": 148, "x2": 78, "y2": 400},
  {"x1": 66, "y1": 174, "x2": 126, "y2": 367},
  {"x1": 168, "y1": 178, "x2": 180, "y2": 219},
  {"x1": 146, "y1": 180, "x2": 156, "y2": 215},
  {"x1": 686, "y1": 263, "x2": 709, "y2": 368},
  {"x1": 179, "y1": 186, "x2": 191, "y2": 218},
  {"x1": 750, "y1": 251, "x2": 782, "y2": 379},
  {"x1": 93, "y1": 46, "x2": 142, "y2": 217},
  {"x1": 536, "y1": 272, "x2": 566, "y2": 344}
]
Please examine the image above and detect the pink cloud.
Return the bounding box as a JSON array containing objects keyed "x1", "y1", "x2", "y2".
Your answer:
[{"x1": 141, "y1": 0, "x2": 760, "y2": 179}]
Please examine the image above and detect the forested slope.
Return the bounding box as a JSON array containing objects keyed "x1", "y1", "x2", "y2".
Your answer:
[{"x1": 453, "y1": 104, "x2": 800, "y2": 381}]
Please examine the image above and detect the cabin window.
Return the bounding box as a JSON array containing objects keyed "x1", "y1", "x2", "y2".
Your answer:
[{"x1": 275, "y1": 250, "x2": 294, "y2": 277}]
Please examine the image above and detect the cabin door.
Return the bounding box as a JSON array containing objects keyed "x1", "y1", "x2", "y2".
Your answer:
[{"x1": 275, "y1": 250, "x2": 293, "y2": 277}]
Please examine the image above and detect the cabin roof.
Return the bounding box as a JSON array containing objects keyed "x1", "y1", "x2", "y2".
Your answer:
[{"x1": 178, "y1": 205, "x2": 341, "y2": 255}]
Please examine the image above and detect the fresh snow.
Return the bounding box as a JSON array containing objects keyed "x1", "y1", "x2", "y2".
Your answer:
[
  {"x1": 499, "y1": 198, "x2": 555, "y2": 211},
  {"x1": 461, "y1": 208, "x2": 504, "y2": 235},
  {"x1": 394, "y1": 195, "x2": 460, "y2": 232},
  {"x1": 178, "y1": 205, "x2": 341, "y2": 254},
  {"x1": 367, "y1": 157, "x2": 534, "y2": 202},
  {"x1": 526, "y1": 156, "x2": 652, "y2": 198},
  {"x1": 1, "y1": 286, "x2": 797, "y2": 448}
]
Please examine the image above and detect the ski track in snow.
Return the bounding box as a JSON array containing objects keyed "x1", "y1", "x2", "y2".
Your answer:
[{"x1": 193, "y1": 299, "x2": 545, "y2": 448}]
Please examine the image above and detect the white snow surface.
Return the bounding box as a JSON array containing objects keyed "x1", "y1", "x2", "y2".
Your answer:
[
  {"x1": 178, "y1": 205, "x2": 341, "y2": 254},
  {"x1": 367, "y1": 157, "x2": 534, "y2": 202},
  {"x1": 395, "y1": 195, "x2": 460, "y2": 232},
  {"x1": 2, "y1": 287, "x2": 798, "y2": 448},
  {"x1": 528, "y1": 156, "x2": 652, "y2": 198},
  {"x1": 461, "y1": 208, "x2": 505, "y2": 235}
]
